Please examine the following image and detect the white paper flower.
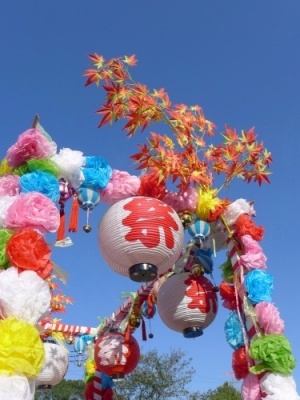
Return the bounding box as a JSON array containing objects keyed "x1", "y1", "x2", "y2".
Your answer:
[
  {"x1": 0, "y1": 267, "x2": 51, "y2": 324},
  {"x1": 0, "y1": 374, "x2": 35, "y2": 400}
]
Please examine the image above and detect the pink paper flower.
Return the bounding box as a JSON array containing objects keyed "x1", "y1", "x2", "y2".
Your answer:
[
  {"x1": 241, "y1": 373, "x2": 261, "y2": 400},
  {"x1": 100, "y1": 169, "x2": 140, "y2": 204},
  {"x1": 0, "y1": 175, "x2": 20, "y2": 196},
  {"x1": 240, "y1": 234, "x2": 267, "y2": 270},
  {"x1": 163, "y1": 187, "x2": 197, "y2": 212},
  {"x1": 4, "y1": 192, "x2": 59, "y2": 234},
  {"x1": 255, "y1": 301, "x2": 285, "y2": 334},
  {"x1": 6, "y1": 129, "x2": 57, "y2": 167}
]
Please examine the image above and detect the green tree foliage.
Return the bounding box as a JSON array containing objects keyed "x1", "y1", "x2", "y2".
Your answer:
[
  {"x1": 198, "y1": 381, "x2": 242, "y2": 400},
  {"x1": 113, "y1": 348, "x2": 200, "y2": 400},
  {"x1": 34, "y1": 379, "x2": 85, "y2": 400}
]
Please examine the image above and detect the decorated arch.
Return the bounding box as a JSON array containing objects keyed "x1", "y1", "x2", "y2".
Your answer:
[{"x1": 0, "y1": 54, "x2": 298, "y2": 400}]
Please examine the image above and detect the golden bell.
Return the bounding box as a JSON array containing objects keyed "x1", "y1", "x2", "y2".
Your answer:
[
  {"x1": 191, "y1": 263, "x2": 204, "y2": 277},
  {"x1": 83, "y1": 224, "x2": 92, "y2": 233},
  {"x1": 64, "y1": 333, "x2": 75, "y2": 345},
  {"x1": 129, "y1": 314, "x2": 141, "y2": 329},
  {"x1": 178, "y1": 210, "x2": 193, "y2": 229}
]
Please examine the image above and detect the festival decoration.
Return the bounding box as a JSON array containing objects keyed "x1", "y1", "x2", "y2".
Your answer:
[
  {"x1": 0, "y1": 52, "x2": 297, "y2": 400},
  {"x1": 157, "y1": 272, "x2": 218, "y2": 338},
  {"x1": 98, "y1": 196, "x2": 184, "y2": 282},
  {"x1": 35, "y1": 339, "x2": 69, "y2": 389},
  {"x1": 94, "y1": 331, "x2": 140, "y2": 380}
]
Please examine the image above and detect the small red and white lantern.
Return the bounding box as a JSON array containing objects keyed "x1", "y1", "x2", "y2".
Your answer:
[
  {"x1": 35, "y1": 339, "x2": 69, "y2": 390},
  {"x1": 94, "y1": 331, "x2": 140, "y2": 380},
  {"x1": 98, "y1": 196, "x2": 184, "y2": 282},
  {"x1": 157, "y1": 272, "x2": 218, "y2": 338}
]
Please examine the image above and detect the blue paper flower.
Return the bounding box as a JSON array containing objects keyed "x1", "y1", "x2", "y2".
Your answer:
[
  {"x1": 224, "y1": 310, "x2": 245, "y2": 350},
  {"x1": 101, "y1": 372, "x2": 114, "y2": 389},
  {"x1": 244, "y1": 269, "x2": 273, "y2": 305},
  {"x1": 20, "y1": 170, "x2": 60, "y2": 203},
  {"x1": 82, "y1": 156, "x2": 112, "y2": 189}
]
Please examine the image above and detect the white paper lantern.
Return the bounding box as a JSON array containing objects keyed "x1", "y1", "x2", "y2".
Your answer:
[
  {"x1": 35, "y1": 339, "x2": 69, "y2": 389},
  {"x1": 98, "y1": 196, "x2": 184, "y2": 282},
  {"x1": 157, "y1": 272, "x2": 218, "y2": 338}
]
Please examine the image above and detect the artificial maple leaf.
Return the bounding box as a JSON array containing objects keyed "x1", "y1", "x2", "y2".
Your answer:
[
  {"x1": 123, "y1": 54, "x2": 138, "y2": 66},
  {"x1": 222, "y1": 125, "x2": 239, "y2": 144},
  {"x1": 262, "y1": 148, "x2": 273, "y2": 166},
  {"x1": 88, "y1": 53, "x2": 105, "y2": 69},
  {"x1": 83, "y1": 69, "x2": 102, "y2": 87},
  {"x1": 241, "y1": 127, "x2": 257, "y2": 145}
]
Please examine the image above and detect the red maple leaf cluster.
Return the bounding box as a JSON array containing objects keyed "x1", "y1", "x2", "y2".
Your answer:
[{"x1": 84, "y1": 54, "x2": 272, "y2": 193}]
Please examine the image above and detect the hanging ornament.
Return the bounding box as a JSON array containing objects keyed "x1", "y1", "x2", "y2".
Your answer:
[
  {"x1": 35, "y1": 338, "x2": 69, "y2": 390},
  {"x1": 187, "y1": 218, "x2": 210, "y2": 244},
  {"x1": 157, "y1": 272, "x2": 218, "y2": 338},
  {"x1": 76, "y1": 186, "x2": 101, "y2": 233},
  {"x1": 94, "y1": 331, "x2": 140, "y2": 380},
  {"x1": 177, "y1": 210, "x2": 193, "y2": 229},
  {"x1": 98, "y1": 196, "x2": 184, "y2": 282}
]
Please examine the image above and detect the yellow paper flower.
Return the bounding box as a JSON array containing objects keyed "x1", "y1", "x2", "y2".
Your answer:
[
  {"x1": 0, "y1": 317, "x2": 45, "y2": 377},
  {"x1": 196, "y1": 188, "x2": 221, "y2": 220},
  {"x1": 0, "y1": 158, "x2": 13, "y2": 176}
]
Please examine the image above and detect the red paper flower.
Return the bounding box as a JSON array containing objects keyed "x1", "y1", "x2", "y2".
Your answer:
[{"x1": 6, "y1": 229, "x2": 53, "y2": 279}]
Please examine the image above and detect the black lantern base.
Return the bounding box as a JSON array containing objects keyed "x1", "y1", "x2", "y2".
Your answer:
[
  {"x1": 112, "y1": 373, "x2": 124, "y2": 382},
  {"x1": 37, "y1": 384, "x2": 52, "y2": 391},
  {"x1": 183, "y1": 326, "x2": 203, "y2": 338},
  {"x1": 129, "y1": 263, "x2": 157, "y2": 282}
]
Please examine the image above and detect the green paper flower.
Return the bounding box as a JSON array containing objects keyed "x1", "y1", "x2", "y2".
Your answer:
[
  {"x1": 249, "y1": 334, "x2": 296, "y2": 375},
  {"x1": 0, "y1": 229, "x2": 14, "y2": 269},
  {"x1": 219, "y1": 257, "x2": 234, "y2": 283}
]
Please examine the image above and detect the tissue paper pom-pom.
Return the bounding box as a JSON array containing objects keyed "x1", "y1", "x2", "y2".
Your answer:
[
  {"x1": 0, "y1": 158, "x2": 13, "y2": 176},
  {"x1": 224, "y1": 310, "x2": 245, "y2": 350},
  {"x1": 195, "y1": 188, "x2": 221, "y2": 221},
  {"x1": 0, "y1": 267, "x2": 51, "y2": 324},
  {"x1": 219, "y1": 257, "x2": 234, "y2": 283},
  {"x1": 260, "y1": 373, "x2": 300, "y2": 400},
  {"x1": 4, "y1": 192, "x2": 60, "y2": 234},
  {"x1": 0, "y1": 195, "x2": 18, "y2": 228},
  {"x1": 222, "y1": 198, "x2": 256, "y2": 226},
  {"x1": 240, "y1": 234, "x2": 267, "y2": 270},
  {"x1": 0, "y1": 317, "x2": 45, "y2": 377},
  {"x1": 0, "y1": 175, "x2": 20, "y2": 196},
  {"x1": 0, "y1": 229, "x2": 14, "y2": 269},
  {"x1": 82, "y1": 156, "x2": 112, "y2": 189},
  {"x1": 0, "y1": 375, "x2": 35, "y2": 400},
  {"x1": 232, "y1": 346, "x2": 249, "y2": 380},
  {"x1": 241, "y1": 373, "x2": 261, "y2": 400},
  {"x1": 235, "y1": 214, "x2": 264, "y2": 241},
  {"x1": 100, "y1": 169, "x2": 140, "y2": 204},
  {"x1": 137, "y1": 172, "x2": 166, "y2": 199},
  {"x1": 6, "y1": 129, "x2": 57, "y2": 167},
  {"x1": 20, "y1": 170, "x2": 60, "y2": 203},
  {"x1": 6, "y1": 229, "x2": 53, "y2": 279},
  {"x1": 244, "y1": 270, "x2": 273, "y2": 305},
  {"x1": 27, "y1": 158, "x2": 59, "y2": 177},
  {"x1": 11, "y1": 163, "x2": 30, "y2": 176},
  {"x1": 249, "y1": 334, "x2": 296, "y2": 375},
  {"x1": 255, "y1": 302, "x2": 284, "y2": 334},
  {"x1": 219, "y1": 281, "x2": 238, "y2": 310},
  {"x1": 51, "y1": 148, "x2": 85, "y2": 187},
  {"x1": 163, "y1": 187, "x2": 197, "y2": 213}
]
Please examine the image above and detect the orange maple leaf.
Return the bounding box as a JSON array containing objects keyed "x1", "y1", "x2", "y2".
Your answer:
[{"x1": 123, "y1": 54, "x2": 138, "y2": 66}]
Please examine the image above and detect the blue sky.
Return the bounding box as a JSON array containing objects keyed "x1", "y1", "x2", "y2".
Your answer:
[{"x1": 1, "y1": 0, "x2": 300, "y2": 394}]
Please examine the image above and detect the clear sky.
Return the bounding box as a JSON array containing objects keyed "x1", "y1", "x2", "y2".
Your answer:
[{"x1": 1, "y1": 0, "x2": 300, "y2": 395}]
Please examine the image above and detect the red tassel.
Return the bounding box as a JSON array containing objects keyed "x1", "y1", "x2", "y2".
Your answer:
[
  {"x1": 147, "y1": 294, "x2": 154, "y2": 318},
  {"x1": 141, "y1": 318, "x2": 147, "y2": 341},
  {"x1": 68, "y1": 195, "x2": 79, "y2": 233},
  {"x1": 56, "y1": 203, "x2": 66, "y2": 241}
]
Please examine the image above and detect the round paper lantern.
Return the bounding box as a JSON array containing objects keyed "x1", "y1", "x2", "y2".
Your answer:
[
  {"x1": 187, "y1": 218, "x2": 210, "y2": 243},
  {"x1": 157, "y1": 272, "x2": 218, "y2": 338},
  {"x1": 98, "y1": 196, "x2": 184, "y2": 282},
  {"x1": 94, "y1": 331, "x2": 140, "y2": 380},
  {"x1": 76, "y1": 186, "x2": 101, "y2": 211},
  {"x1": 35, "y1": 339, "x2": 69, "y2": 390}
]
